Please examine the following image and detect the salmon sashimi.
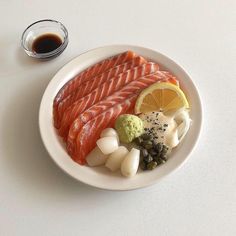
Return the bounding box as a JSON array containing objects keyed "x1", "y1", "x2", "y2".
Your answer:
[
  {"x1": 54, "y1": 56, "x2": 147, "y2": 128},
  {"x1": 53, "y1": 51, "x2": 136, "y2": 106},
  {"x1": 159, "y1": 71, "x2": 179, "y2": 86},
  {"x1": 73, "y1": 97, "x2": 137, "y2": 164},
  {"x1": 53, "y1": 51, "x2": 136, "y2": 127},
  {"x1": 58, "y1": 63, "x2": 159, "y2": 138},
  {"x1": 66, "y1": 72, "x2": 176, "y2": 156}
]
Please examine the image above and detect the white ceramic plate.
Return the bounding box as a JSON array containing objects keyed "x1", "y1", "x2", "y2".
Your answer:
[{"x1": 39, "y1": 45, "x2": 202, "y2": 190}]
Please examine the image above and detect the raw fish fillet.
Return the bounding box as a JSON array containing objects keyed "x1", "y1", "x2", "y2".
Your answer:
[
  {"x1": 58, "y1": 63, "x2": 159, "y2": 138},
  {"x1": 53, "y1": 51, "x2": 136, "y2": 126},
  {"x1": 54, "y1": 56, "x2": 147, "y2": 127},
  {"x1": 54, "y1": 51, "x2": 136, "y2": 104}
]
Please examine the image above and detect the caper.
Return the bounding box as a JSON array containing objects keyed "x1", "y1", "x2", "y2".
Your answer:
[
  {"x1": 147, "y1": 161, "x2": 157, "y2": 170},
  {"x1": 156, "y1": 159, "x2": 162, "y2": 165},
  {"x1": 149, "y1": 148, "x2": 157, "y2": 156},
  {"x1": 134, "y1": 137, "x2": 143, "y2": 145},
  {"x1": 141, "y1": 133, "x2": 152, "y2": 140},
  {"x1": 141, "y1": 149, "x2": 149, "y2": 158},
  {"x1": 154, "y1": 142, "x2": 163, "y2": 153},
  {"x1": 140, "y1": 161, "x2": 147, "y2": 170},
  {"x1": 160, "y1": 153, "x2": 167, "y2": 162},
  {"x1": 144, "y1": 144, "x2": 153, "y2": 150},
  {"x1": 152, "y1": 140, "x2": 158, "y2": 146},
  {"x1": 144, "y1": 154, "x2": 153, "y2": 163},
  {"x1": 161, "y1": 145, "x2": 168, "y2": 155},
  {"x1": 141, "y1": 140, "x2": 152, "y2": 146},
  {"x1": 160, "y1": 158, "x2": 166, "y2": 164},
  {"x1": 153, "y1": 153, "x2": 161, "y2": 162}
]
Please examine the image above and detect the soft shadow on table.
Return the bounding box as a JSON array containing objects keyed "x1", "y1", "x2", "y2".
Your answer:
[
  {"x1": 1, "y1": 62, "x2": 125, "y2": 205},
  {"x1": 15, "y1": 46, "x2": 42, "y2": 67},
  {"x1": 0, "y1": 38, "x2": 39, "y2": 76}
]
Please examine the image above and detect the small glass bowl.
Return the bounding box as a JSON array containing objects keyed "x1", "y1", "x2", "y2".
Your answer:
[{"x1": 21, "y1": 19, "x2": 68, "y2": 60}]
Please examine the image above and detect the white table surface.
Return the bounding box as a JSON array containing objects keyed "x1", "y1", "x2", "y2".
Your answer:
[{"x1": 1, "y1": 1, "x2": 236, "y2": 235}]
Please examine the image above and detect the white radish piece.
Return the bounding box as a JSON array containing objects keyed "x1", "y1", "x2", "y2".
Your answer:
[
  {"x1": 105, "y1": 146, "x2": 129, "y2": 172},
  {"x1": 175, "y1": 110, "x2": 191, "y2": 143},
  {"x1": 121, "y1": 148, "x2": 140, "y2": 177},
  {"x1": 165, "y1": 108, "x2": 191, "y2": 148},
  {"x1": 100, "y1": 128, "x2": 119, "y2": 142},
  {"x1": 96, "y1": 136, "x2": 119, "y2": 155},
  {"x1": 86, "y1": 147, "x2": 108, "y2": 167},
  {"x1": 166, "y1": 129, "x2": 179, "y2": 148}
]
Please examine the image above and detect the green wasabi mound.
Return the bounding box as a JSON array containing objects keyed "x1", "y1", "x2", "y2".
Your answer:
[{"x1": 115, "y1": 114, "x2": 144, "y2": 143}]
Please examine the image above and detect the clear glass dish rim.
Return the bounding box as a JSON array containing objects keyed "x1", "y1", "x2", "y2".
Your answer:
[{"x1": 21, "y1": 19, "x2": 68, "y2": 58}]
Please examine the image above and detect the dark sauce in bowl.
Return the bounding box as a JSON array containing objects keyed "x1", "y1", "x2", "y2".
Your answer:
[{"x1": 32, "y1": 34, "x2": 62, "y2": 54}]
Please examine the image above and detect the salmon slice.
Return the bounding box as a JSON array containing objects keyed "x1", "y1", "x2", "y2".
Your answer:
[
  {"x1": 53, "y1": 51, "x2": 136, "y2": 107},
  {"x1": 73, "y1": 97, "x2": 137, "y2": 164},
  {"x1": 58, "y1": 63, "x2": 159, "y2": 138},
  {"x1": 54, "y1": 56, "x2": 147, "y2": 128},
  {"x1": 158, "y1": 71, "x2": 179, "y2": 86},
  {"x1": 66, "y1": 72, "x2": 177, "y2": 156}
]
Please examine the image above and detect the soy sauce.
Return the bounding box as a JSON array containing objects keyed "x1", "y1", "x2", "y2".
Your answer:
[{"x1": 32, "y1": 34, "x2": 62, "y2": 54}]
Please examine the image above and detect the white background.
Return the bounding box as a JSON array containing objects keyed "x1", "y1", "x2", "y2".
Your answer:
[{"x1": 0, "y1": 1, "x2": 236, "y2": 235}]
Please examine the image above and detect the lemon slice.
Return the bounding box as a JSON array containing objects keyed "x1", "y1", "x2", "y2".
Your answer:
[{"x1": 135, "y1": 82, "x2": 189, "y2": 114}]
